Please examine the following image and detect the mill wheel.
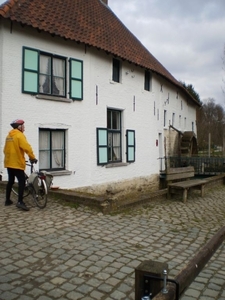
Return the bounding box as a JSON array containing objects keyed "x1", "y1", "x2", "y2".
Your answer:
[{"x1": 180, "y1": 131, "x2": 198, "y2": 157}]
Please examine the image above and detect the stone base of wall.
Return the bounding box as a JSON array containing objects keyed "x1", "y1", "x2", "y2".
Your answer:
[{"x1": 72, "y1": 174, "x2": 160, "y2": 199}]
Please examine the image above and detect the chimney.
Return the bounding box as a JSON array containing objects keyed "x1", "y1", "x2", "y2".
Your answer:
[{"x1": 101, "y1": 0, "x2": 108, "y2": 4}]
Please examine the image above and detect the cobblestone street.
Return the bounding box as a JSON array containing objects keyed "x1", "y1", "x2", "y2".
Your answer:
[{"x1": 1, "y1": 186, "x2": 225, "y2": 300}]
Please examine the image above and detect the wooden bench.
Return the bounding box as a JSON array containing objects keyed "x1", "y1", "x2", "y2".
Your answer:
[{"x1": 166, "y1": 166, "x2": 207, "y2": 203}]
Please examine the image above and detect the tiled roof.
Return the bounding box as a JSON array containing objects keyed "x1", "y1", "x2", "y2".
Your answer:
[{"x1": 0, "y1": 0, "x2": 199, "y2": 105}]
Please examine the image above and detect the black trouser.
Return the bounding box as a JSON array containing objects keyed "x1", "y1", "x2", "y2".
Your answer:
[{"x1": 6, "y1": 168, "x2": 25, "y2": 203}]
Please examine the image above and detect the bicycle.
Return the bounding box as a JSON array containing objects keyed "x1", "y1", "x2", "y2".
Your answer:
[{"x1": 12, "y1": 161, "x2": 53, "y2": 208}]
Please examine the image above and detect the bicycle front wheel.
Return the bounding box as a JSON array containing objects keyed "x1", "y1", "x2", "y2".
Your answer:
[{"x1": 32, "y1": 178, "x2": 48, "y2": 208}]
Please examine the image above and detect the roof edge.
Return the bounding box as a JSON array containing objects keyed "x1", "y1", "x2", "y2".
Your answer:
[{"x1": 0, "y1": 0, "x2": 19, "y2": 16}]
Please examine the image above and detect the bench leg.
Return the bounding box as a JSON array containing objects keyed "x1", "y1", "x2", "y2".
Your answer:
[
  {"x1": 167, "y1": 187, "x2": 171, "y2": 199},
  {"x1": 183, "y1": 189, "x2": 187, "y2": 203}
]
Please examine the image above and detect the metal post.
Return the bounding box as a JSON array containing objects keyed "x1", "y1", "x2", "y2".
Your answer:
[{"x1": 162, "y1": 270, "x2": 168, "y2": 294}]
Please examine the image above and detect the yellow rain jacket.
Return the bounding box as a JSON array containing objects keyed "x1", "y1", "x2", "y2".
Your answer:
[{"x1": 4, "y1": 129, "x2": 36, "y2": 170}]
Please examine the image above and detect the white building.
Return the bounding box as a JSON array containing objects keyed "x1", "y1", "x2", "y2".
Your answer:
[{"x1": 0, "y1": 0, "x2": 200, "y2": 196}]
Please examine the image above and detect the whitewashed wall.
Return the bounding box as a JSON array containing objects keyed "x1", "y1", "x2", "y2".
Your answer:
[{"x1": 0, "y1": 21, "x2": 197, "y2": 191}]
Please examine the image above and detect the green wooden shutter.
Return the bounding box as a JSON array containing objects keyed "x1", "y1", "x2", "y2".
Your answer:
[
  {"x1": 97, "y1": 128, "x2": 108, "y2": 165},
  {"x1": 22, "y1": 47, "x2": 39, "y2": 94},
  {"x1": 70, "y1": 59, "x2": 83, "y2": 100},
  {"x1": 126, "y1": 130, "x2": 135, "y2": 162}
]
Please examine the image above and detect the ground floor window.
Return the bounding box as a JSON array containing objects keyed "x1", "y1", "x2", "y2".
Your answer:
[
  {"x1": 107, "y1": 109, "x2": 121, "y2": 162},
  {"x1": 97, "y1": 109, "x2": 135, "y2": 165},
  {"x1": 39, "y1": 129, "x2": 65, "y2": 170}
]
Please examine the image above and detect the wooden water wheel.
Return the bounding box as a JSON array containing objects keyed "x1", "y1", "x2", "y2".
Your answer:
[{"x1": 180, "y1": 131, "x2": 198, "y2": 157}]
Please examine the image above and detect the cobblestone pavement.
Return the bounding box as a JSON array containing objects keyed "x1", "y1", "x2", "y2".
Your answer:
[{"x1": 1, "y1": 186, "x2": 225, "y2": 300}]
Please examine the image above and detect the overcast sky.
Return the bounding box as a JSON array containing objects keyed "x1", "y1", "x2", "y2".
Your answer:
[
  {"x1": 109, "y1": 0, "x2": 225, "y2": 106},
  {"x1": 0, "y1": 0, "x2": 224, "y2": 105}
]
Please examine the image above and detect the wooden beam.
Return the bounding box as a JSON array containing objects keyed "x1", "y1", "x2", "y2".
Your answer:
[{"x1": 153, "y1": 226, "x2": 225, "y2": 299}]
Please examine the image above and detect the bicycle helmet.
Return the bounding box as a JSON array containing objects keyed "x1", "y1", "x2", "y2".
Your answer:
[{"x1": 10, "y1": 119, "x2": 25, "y2": 129}]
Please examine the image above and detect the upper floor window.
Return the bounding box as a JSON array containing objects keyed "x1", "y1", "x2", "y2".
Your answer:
[
  {"x1": 112, "y1": 58, "x2": 120, "y2": 82},
  {"x1": 22, "y1": 47, "x2": 83, "y2": 100},
  {"x1": 39, "y1": 53, "x2": 66, "y2": 96},
  {"x1": 144, "y1": 70, "x2": 151, "y2": 91}
]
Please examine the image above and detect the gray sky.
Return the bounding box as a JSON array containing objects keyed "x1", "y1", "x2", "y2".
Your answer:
[
  {"x1": 109, "y1": 0, "x2": 225, "y2": 106},
  {"x1": 0, "y1": 0, "x2": 224, "y2": 105}
]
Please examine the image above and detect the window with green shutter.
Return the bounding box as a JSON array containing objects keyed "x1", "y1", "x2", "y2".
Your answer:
[
  {"x1": 126, "y1": 130, "x2": 135, "y2": 162},
  {"x1": 22, "y1": 47, "x2": 39, "y2": 94},
  {"x1": 22, "y1": 47, "x2": 83, "y2": 100},
  {"x1": 70, "y1": 59, "x2": 83, "y2": 100},
  {"x1": 97, "y1": 128, "x2": 108, "y2": 165},
  {"x1": 97, "y1": 110, "x2": 135, "y2": 165}
]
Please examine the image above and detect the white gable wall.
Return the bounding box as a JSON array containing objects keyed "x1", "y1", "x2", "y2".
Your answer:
[{"x1": 0, "y1": 21, "x2": 197, "y2": 192}]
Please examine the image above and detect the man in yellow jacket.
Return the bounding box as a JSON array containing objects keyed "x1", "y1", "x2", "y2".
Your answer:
[{"x1": 4, "y1": 119, "x2": 37, "y2": 211}]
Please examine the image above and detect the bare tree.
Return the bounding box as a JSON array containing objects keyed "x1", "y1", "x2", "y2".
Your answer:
[
  {"x1": 222, "y1": 44, "x2": 225, "y2": 97},
  {"x1": 197, "y1": 98, "x2": 225, "y2": 155}
]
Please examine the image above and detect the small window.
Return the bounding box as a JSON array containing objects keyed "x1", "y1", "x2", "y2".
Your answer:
[
  {"x1": 179, "y1": 115, "x2": 181, "y2": 128},
  {"x1": 164, "y1": 110, "x2": 167, "y2": 127},
  {"x1": 172, "y1": 113, "x2": 175, "y2": 126},
  {"x1": 144, "y1": 70, "x2": 151, "y2": 91},
  {"x1": 112, "y1": 58, "x2": 120, "y2": 82},
  {"x1": 39, "y1": 129, "x2": 66, "y2": 171}
]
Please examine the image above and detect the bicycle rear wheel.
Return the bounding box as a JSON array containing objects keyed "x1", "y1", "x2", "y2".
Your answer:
[
  {"x1": 32, "y1": 178, "x2": 48, "y2": 208},
  {"x1": 12, "y1": 182, "x2": 30, "y2": 198}
]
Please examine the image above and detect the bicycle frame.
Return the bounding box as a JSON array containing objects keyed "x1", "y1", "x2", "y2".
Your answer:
[{"x1": 12, "y1": 161, "x2": 49, "y2": 208}]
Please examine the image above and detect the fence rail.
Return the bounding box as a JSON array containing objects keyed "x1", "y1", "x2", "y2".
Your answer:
[{"x1": 164, "y1": 156, "x2": 225, "y2": 175}]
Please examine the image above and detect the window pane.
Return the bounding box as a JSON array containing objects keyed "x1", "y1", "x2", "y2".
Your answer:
[
  {"x1": 112, "y1": 58, "x2": 120, "y2": 82},
  {"x1": 24, "y1": 71, "x2": 38, "y2": 93},
  {"x1": 71, "y1": 60, "x2": 82, "y2": 79},
  {"x1": 112, "y1": 111, "x2": 120, "y2": 129},
  {"x1": 71, "y1": 80, "x2": 82, "y2": 98},
  {"x1": 53, "y1": 58, "x2": 65, "y2": 96},
  {"x1": 98, "y1": 129, "x2": 107, "y2": 146},
  {"x1": 51, "y1": 131, "x2": 64, "y2": 169},
  {"x1": 107, "y1": 110, "x2": 111, "y2": 129},
  {"x1": 40, "y1": 55, "x2": 51, "y2": 75},
  {"x1": 39, "y1": 55, "x2": 51, "y2": 94},
  {"x1": 144, "y1": 70, "x2": 150, "y2": 91},
  {"x1": 24, "y1": 49, "x2": 38, "y2": 71},
  {"x1": 128, "y1": 131, "x2": 134, "y2": 145},
  {"x1": 128, "y1": 148, "x2": 134, "y2": 161},
  {"x1": 39, "y1": 131, "x2": 50, "y2": 169},
  {"x1": 99, "y1": 148, "x2": 108, "y2": 164}
]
